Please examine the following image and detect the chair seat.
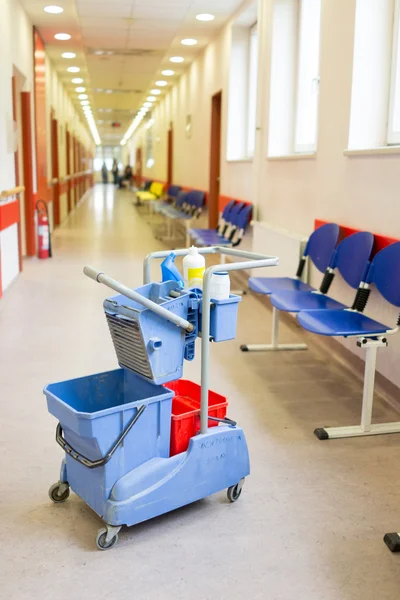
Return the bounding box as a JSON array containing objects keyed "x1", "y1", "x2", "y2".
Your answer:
[
  {"x1": 248, "y1": 276, "x2": 313, "y2": 295},
  {"x1": 136, "y1": 191, "x2": 157, "y2": 201},
  {"x1": 297, "y1": 309, "x2": 390, "y2": 337},
  {"x1": 270, "y1": 291, "x2": 347, "y2": 312},
  {"x1": 189, "y1": 229, "x2": 230, "y2": 246}
]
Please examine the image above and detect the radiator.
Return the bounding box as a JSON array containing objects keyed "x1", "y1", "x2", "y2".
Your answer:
[{"x1": 251, "y1": 221, "x2": 308, "y2": 279}]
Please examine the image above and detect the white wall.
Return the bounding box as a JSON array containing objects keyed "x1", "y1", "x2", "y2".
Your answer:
[{"x1": 129, "y1": 0, "x2": 400, "y2": 389}]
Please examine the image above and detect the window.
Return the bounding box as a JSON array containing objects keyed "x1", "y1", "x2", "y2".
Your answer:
[
  {"x1": 145, "y1": 118, "x2": 154, "y2": 168},
  {"x1": 226, "y1": 2, "x2": 258, "y2": 160},
  {"x1": 268, "y1": 0, "x2": 322, "y2": 157},
  {"x1": 388, "y1": 0, "x2": 400, "y2": 144},
  {"x1": 348, "y1": 0, "x2": 396, "y2": 150},
  {"x1": 247, "y1": 23, "x2": 258, "y2": 157}
]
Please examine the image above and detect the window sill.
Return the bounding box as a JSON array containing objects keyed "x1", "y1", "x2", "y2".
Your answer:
[
  {"x1": 226, "y1": 158, "x2": 253, "y2": 163},
  {"x1": 344, "y1": 146, "x2": 400, "y2": 156},
  {"x1": 267, "y1": 152, "x2": 317, "y2": 161}
]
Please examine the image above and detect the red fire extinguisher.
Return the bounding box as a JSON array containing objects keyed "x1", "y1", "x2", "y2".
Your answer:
[{"x1": 36, "y1": 200, "x2": 52, "y2": 259}]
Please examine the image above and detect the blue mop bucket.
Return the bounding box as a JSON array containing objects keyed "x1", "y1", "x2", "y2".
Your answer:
[{"x1": 44, "y1": 368, "x2": 173, "y2": 516}]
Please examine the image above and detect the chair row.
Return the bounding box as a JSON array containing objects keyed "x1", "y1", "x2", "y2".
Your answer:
[
  {"x1": 241, "y1": 222, "x2": 400, "y2": 441},
  {"x1": 135, "y1": 180, "x2": 253, "y2": 250}
]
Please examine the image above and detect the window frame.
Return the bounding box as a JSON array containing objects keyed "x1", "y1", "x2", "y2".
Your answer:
[
  {"x1": 387, "y1": 0, "x2": 400, "y2": 145},
  {"x1": 246, "y1": 21, "x2": 258, "y2": 158},
  {"x1": 293, "y1": 0, "x2": 322, "y2": 154}
]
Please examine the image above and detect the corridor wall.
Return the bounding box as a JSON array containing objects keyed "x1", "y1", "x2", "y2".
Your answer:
[{"x1": 130, "y1": 0, "x2": 400, "y2": 390}]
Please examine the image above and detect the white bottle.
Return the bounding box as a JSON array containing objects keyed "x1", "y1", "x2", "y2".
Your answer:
[
  {"x1": 183, "y1": 246, "x2": 205, "y2": 289},
  {"x1": 209, "y1": 271, "x2": 230, "y2": 300}
]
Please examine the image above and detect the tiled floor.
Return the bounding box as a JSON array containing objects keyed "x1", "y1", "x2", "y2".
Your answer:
[{"x1": 1, "y1": 185, "x2": 400, "y2": 600}]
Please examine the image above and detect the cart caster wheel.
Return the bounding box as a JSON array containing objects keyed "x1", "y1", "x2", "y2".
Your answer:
[
  {"x1": 227, "y1": 481, "x2": 244, "y2": 503},
  {"x1": 48, "y1": 482, "x2": 70, "y2": 503},
  {"x1": 96, "y1": 528, "x2": 119, "y2": 551}
]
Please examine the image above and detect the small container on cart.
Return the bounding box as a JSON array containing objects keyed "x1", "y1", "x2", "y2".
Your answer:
[{"x1": 45, "y1": 246, "x2": 278, "y2": 549}]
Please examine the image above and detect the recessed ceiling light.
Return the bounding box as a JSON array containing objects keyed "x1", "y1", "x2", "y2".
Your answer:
[
  {"x1": 54, "y1": 33, "x2": 71, "y2": 41},
  {"x1": 61, "y1": 52, "x2": 76, "y2": 59},
  {"x1": 67, "y1": 66, "x2": 80, "y2": 73},
  {"x1": 143, "y1": 102, "x2": 152, "y2": 107},
  {"x1": 81, "y1": 100, "x2": 89, "y2": 105},
  {"x1": 150, "y1": 89, "x2": 161, "y2": 95},
  {"x1": 105, "y1": 89, "x2": 113, "y2": 94},
  {"x1": 45, "y1": 5, "x2": 63, "y2": 14},
  {"x1": 105, "y1": 109, "x2": 112, "y2": 112},
  {"x1": 181, "y1": 38, "x2": 198, "y2": 46},
  {"x1": 75, "y1": 86, "x2": 86, "y2": 93},
  {"x1": 71, "y1": 77, "x2": 83, "y2": 84},
  {"x1": 170, "y1": 56, "x2": 184, "y2": 63},
  {"x1": 147, "y1": 96, "x2": 156, "y2": 101},
  {"x1": 196, "y1": 13, "x2": 215, "y2": 21},
  {"x1": 95, "y1": 88, "x2": 104, "y2": 92},
  {"x1": 94, "y1": 50, "x2": 104, "y2": 55},
  {"x1": 155, "y1": 80, "x2": 167, "y2": 87},
  {"x1": 78, "y1": 94, "x2": 88, "y2": 99},
  {"x1": 161, "y1": 69, "x2": 175, "y2": 76},
  {"x1": 97, "y1": 120, "x2": 104, "y2": 124}
]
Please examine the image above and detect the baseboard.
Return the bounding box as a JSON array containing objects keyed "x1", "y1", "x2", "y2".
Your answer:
[{"x1": 249, "y1": 291, "x2": 400, "y2": 415}]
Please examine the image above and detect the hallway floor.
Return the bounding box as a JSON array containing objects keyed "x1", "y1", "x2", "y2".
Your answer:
[{"x1": 1, "y1": 185, "x2": 400, "y2": 600}]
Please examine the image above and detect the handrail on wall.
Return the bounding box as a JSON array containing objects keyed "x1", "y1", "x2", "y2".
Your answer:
[{"x1": 0, "y1": 186, "x2": 25, "y2": 199}]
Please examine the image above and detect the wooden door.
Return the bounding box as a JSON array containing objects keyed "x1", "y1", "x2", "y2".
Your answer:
[{"x1": 208, "y1": 91, "x2": 222, "y2": 228}]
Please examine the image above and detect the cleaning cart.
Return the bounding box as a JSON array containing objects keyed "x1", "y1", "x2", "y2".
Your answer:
[{"x1": 45, "y1": 246, "x2": 278, "y2": 550}]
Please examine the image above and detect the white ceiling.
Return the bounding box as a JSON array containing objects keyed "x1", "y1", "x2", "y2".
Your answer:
[{"x1": 20, "y1": 0, "x2": 246, "y2": 145}]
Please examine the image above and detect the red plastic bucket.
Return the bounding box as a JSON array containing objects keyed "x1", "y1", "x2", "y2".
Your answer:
[{"x1": 165, "y1": 379, "x2": 228, "y2": 456}]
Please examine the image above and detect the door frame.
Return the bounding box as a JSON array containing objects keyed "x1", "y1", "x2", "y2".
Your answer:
[
  {"x1": 208, "y1": 91, "x2": 222, "y2": 229},
  {"x1": 167, "y1": 124, "x2": 173, "y2": 186}
]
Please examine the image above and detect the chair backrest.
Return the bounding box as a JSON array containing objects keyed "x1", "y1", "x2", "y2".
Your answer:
[
  {"x1": 175, "y1": 191, "x2": 188, "y2": 208},
  {"x1": 224, "y1": 201, "x2": 246, "y2": 228},
  {"x1": 143, "y1": 180, "x2": 152, "y2": 191},
  {"x1": 233, "y1": 203, "x2": 253, "y2": 231},
  {"x1": 167, "y1": 185, "x2": 181, "y2": 199},
  {"x1": 304, "y1": 223, "x2": 340, "y2": 273},
  {"x1": 187, "y1": 190, "x2": 205, "y2": 209},
  {"x1": 150, "y1": 182, "x2": 164, "y2": 197},
  {"x1": 221, "y1": 200, "x2": 237, "y2": 221},
  {"x1": 330, "y1": 231, "x2": 374, "y2": 289},
  {"x1": 366, "y1": 242, "x2": 400, "y2": 306}
]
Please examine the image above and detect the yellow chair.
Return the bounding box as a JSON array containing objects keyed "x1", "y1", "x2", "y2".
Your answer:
[{"x1": 136, "y1": 182, "x2": 164, "y2": 203}]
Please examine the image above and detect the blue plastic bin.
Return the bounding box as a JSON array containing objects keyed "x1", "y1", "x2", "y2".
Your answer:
[
  {"x1": 199, "y1": 294, "x2": 242, "y2": 342},
  {"x1": 44, "y1": 368, "x2": 173, "y2": 516},
  {"x1": 104, "y1": 281, "x2": 194, "y2": 384}
]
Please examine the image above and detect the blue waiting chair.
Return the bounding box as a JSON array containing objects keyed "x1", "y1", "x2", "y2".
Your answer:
[
  {"x1": 189, "y1": 200, "x2": 237, "y2": 245},
  {"x1": 242, "y1": 223, "x2": 340, "y2": 352},
  {"x1": 151, "y1": 184, "x2": 182, "y2": 215},
  {"x1": 191, "y1": 202, "x2": 252, "y2": 249},
  {"x1": 297, "y1": 241, "x2": 400, "y2": 440}
]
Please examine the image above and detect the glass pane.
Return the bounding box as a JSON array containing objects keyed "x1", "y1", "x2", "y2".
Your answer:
[
  {"x1": 294, "y1": 0, "x2": 322, "y2": 152},
  {"x1": 247, "y1": 24, "x2": 258, "y2": 157},
  {"x1": 390, "y1": 3, "x2": 400, "y2": 136}
]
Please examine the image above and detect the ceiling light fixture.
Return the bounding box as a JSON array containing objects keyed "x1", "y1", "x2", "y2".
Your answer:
[
  {"x1": 155, "y1": 80, "x2": 167, "y2": 87},
  {"x1": 150, "y1": 89, "x2": 161, "y2": 95},
  {"x1": 67, "y1": 66, "x2": 80, "y2": 73},
  {"x1": 146, "y1": 96, "x2": 156, "y2": 101},
  {"x1": 143, "y1": 102, "x2": 152, "y2": 107},
  {"x1": 54, "y1": 33, "x2": 71, "y2": 41},
  {"x1": 75, "y1": 86, "x2": 86, "y2": 93},
  {"x1": 62, "y1": 52, "x2": 76, "y2": 59},
  {"x1": 196, "y1": 13, "x2": 215, "y2": 21},
  {"x1": 78, "y1": 94, "x2": 88, "y2": 99},
  {"x1": 94, "y1": 50, "x2": 104, "y2": 55},
  {"x1": 105, "y1": 89, "x2": 113, "y2": 94},
  {"x1": 71, "y1": 77, "x2": 83, "y2": 84},
  {"x1": 161, "y1": 69, "x2": 175, "y2": 76},
  {"x1": 44, "y1": 5, "x2": 63, "y2": 14},
  {"x1": 81, "y1": 100, "x2": 89, "y2": 105},
  {"x1": 181, "y1": 38, "x2": 198, "y2": 46},
  {"x1": 170, "y1": 56, "x2": 184, "y2": 63}
]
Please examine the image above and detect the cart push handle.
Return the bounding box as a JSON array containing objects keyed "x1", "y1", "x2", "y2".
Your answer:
[{"x1": 83, "y1": 265, "x2": 194, "y2": 333}]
